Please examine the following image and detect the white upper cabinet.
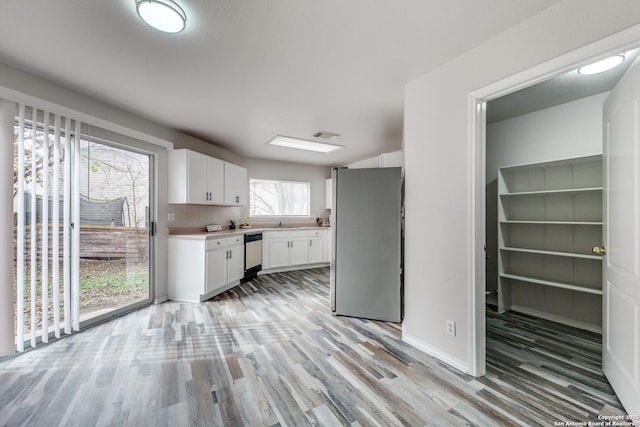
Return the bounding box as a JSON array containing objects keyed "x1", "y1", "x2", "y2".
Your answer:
[
  {"x1": 325, "y1": 178, "x2": 332, "y2": 210},
  {"x1": 169, "y1": 149, "x2": 246, "y2": 206},
  {"x1": 206, "y1": 156, "x2": 225, "y2": 204},
  {"x1": 379, "y1": 151, "x2": 404, "y2": 168},
  {"x1": 224, "y1": 162, "x2": 248, "y2": 206}
]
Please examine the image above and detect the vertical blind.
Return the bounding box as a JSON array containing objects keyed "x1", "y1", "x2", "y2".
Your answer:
[{"x1": 14, "y1": 103, "x2": 81, "y2": 351}]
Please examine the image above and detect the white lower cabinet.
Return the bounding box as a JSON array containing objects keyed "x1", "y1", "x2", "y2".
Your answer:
[
  {"x1": 308, "y1": 230, "x2": 324, "y2": 264},
  {"x1": 290, "y1": 236, "x2": 310, "y2": 266},
  {"x1": 169, "y1": 235, "x2": 245, "y2": 302},
  {"x1": 263, "y1": 229, "x2": 329, "y2": 271},
  {"x1": 268, "y1": 231, "x2": 309, "y2": 268},
  {"x1": 205, "y1": 240, "x2": 227, "y2": 294},
  {"x1": 226, "y1": 236, "x2": 245, "y2": 284},
  {"x1": 269, "y1": 238, "x2": 291, "y2": 269}
]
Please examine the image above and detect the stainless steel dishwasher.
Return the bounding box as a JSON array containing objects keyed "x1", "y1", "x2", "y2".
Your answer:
[{"x1": 243, "y1": 232, "x2": 262, "y2": 281}]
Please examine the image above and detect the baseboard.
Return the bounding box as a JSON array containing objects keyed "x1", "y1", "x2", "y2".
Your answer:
[
  {"x1": 510, "y1": 304, "x2": 602, "y2": 334},
  {"x1": 402, "y1": 333, "x2": 469, "y2": 373},
  {"x1": 154, "y1": 295, "x2": 168, "y2": 304},
  {"x1": 199, "y1": 281, "x2": 239, "y2": 302},
  {"x1": 259, "y1": 263, "x2": 329, "y2": 275}
]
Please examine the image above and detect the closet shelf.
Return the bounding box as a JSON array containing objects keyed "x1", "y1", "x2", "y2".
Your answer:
[
  {"x1": 500, "y1": 220, "x2": 602, "y2": 226},
  {"x1": 497, "y1": 155, "x2": 603, "y2": 319},
  {"x1": 499, "y1": 187, "x2": 602, "y2": 197},
  {"x1": 500, "y1": 246, "x2": 601, "y2": 260},
  {"x1": 500, "y1": 273, "x2": 603, "y2": 295}
]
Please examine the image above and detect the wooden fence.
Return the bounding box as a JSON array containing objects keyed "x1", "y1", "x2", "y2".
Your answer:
[{"x1": 14, "y1": 225, "x2": 149, "y2": 263}]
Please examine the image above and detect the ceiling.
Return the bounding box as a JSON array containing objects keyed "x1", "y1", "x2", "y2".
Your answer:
[
  {"x1": 0, "y1": 0, "x2": 562, "y2": 165},
  {"x1": 487, "y1": 49, "x2": 640, "y2": 124}
]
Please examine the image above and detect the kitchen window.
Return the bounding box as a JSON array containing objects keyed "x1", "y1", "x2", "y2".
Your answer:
[{"x1": 249, "y1": 178, "x2": 310, "y2": 217}]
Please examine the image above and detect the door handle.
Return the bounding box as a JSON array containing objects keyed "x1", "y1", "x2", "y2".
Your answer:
[{"x1": 592, "y1": 246, "x2": 607, "y2": 256}]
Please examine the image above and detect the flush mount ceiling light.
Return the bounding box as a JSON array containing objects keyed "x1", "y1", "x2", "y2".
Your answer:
[
  {"x1": 267, "y1": 135, "x2": 344, "y2": 153},
  {"x1": 578, "y1": 54, "x2": 625, "y2": 75},
  {"x1": 136, "y1": 0, "x2": 186, "y2": 33}
]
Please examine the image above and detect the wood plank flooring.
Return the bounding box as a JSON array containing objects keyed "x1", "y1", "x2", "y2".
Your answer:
[{"x1": 0, "y1": 268, "x2": 626, "y2": 426}]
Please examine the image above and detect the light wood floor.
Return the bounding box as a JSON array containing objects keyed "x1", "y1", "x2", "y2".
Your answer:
[{"x1": 0, "y1": 268, "x2": 626, "y2": 426}]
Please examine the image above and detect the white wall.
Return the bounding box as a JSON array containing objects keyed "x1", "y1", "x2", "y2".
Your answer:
[
  {"x1": 242, "y1": 158, "x2": 331, "y2": 225},
  {"x1": 403, "y1": 0, "x2": 640, "y2": 371},
  {"x1": 485, "y1": 92, "x2": 607, "y2": 329},
  {"x1": 486, "y1": 93, "x2": 607, "y2": 182}
]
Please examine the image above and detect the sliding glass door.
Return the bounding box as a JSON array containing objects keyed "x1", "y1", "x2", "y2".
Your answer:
[
  {"x1": 12, "y1": 103, "x2": 155, "y2": 349},
  {"x1": 77, "y1": 138, "x2": 152, "y2": 325}
]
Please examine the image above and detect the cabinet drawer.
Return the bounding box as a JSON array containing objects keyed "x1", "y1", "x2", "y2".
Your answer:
[
  {"x1": 227, "y1": 235, "x2": 244, "y2": 246},
  {"x1": 309, "y1": 230, "x2": 324, "y2": 237},
  {"x1": 206, "y1": 238, "x2": 226, "y2": 250},
  {"x1": 288, "y1": 230, "x2": 309, "y2": 238}
]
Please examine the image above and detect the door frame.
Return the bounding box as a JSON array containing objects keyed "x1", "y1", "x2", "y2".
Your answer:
[{"x1": 468, "y1": 24, "x2": 640, "y2": 376}]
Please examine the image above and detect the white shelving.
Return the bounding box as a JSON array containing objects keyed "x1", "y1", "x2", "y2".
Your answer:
[{"x1": 497, "y1": 155, "x2": 604, "y2": 325}]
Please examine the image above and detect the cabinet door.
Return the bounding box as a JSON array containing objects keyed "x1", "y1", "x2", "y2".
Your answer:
[
  {"x1": 325, "y1": 230, "x2": 332, "y2": 263},
  {"x1": 227, "y1": 245, "x2": 245, "y2": 284},
  {"x1": 308, "y1": 237, "x2": 324, "y2": 263},
  {"x1": 289, "y1": 238, "x2": 309, "y2": 266},
  {"x1": 187, "y1": 151, "x2": 208, "y2": 204},
  {"x1": 207, "y1": 156, "x2": 225, "y2": 205},
  {"x1": 205, "y1": 247, "x2": 227, "y2": 294},
  {"x1": 224, "y1": 162, "x2": 248, "y2": 205},
  {"x1": 269, "y1": 239, "x2": 290, "y2": 268},
  {"x1": 325, "y1": 178, "x2": 332, "y2": 209}
]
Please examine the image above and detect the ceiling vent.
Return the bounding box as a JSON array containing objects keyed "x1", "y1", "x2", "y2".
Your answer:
[{"x1": 313, "y1": 131, "x2": 341, "y2": 140}]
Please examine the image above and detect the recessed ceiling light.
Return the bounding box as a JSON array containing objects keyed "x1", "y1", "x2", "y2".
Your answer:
[
  {"x1": 267, "y1": 135, "x2": 344, "y2": 153},
  {"x1": 578, "y1": 54, "x2": 625, "y2": 75},
  {"x1": 136, "y1": 0, "x2": 186, "y2": 33}
]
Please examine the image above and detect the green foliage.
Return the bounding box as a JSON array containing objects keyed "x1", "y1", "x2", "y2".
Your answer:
[{"x1": 14, "y1": 262, "x2": 149, "y2": 302}]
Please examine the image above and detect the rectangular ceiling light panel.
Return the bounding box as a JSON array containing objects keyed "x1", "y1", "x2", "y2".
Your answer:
[{"x1": 267, "y1": 135, "x2": 343, "y2": 153}]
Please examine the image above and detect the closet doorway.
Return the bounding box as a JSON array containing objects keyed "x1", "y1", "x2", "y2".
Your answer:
[{"x1": 469, "y1": 27, "x2": 640, "y2": 418}]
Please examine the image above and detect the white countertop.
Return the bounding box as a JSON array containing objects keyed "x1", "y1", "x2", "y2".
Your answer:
[{"x1": 169, "y1": 226, "x2": 331, "y2": 240}]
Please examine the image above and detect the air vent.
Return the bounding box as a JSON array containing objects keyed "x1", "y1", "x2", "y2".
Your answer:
[{"x1": 313, "y1": 131, "x2": 341, "y2": 140}]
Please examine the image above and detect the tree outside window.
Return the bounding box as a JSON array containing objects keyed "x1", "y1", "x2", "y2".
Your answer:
[{"x1": 250, "y1": 179, "x2": 310, "y2": 217}]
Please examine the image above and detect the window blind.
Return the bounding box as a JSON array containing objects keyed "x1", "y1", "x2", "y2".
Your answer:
[{"x1": 14, "y1": 104, "x2": 80, "y2": 350}]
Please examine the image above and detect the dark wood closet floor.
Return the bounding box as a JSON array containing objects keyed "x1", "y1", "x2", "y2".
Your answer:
[{"x1": 0, "y1": 268, "x2": 626, "y2": 426}]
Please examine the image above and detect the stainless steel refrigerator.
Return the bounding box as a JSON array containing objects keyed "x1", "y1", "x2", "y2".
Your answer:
[{"x1": 330, "y1": 167, "x2": 403, "y2": 322}]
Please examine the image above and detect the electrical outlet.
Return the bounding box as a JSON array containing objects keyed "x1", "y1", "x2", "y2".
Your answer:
[
  {"x1": 199, "y1": 212, "x2": 206, "y2": 221},
  {"x1": 167, "y1": 212, "x2": 175, "y2": 222},
  {"x1": 446, "y1": 320, "x2": 456, "y2": 337}
]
